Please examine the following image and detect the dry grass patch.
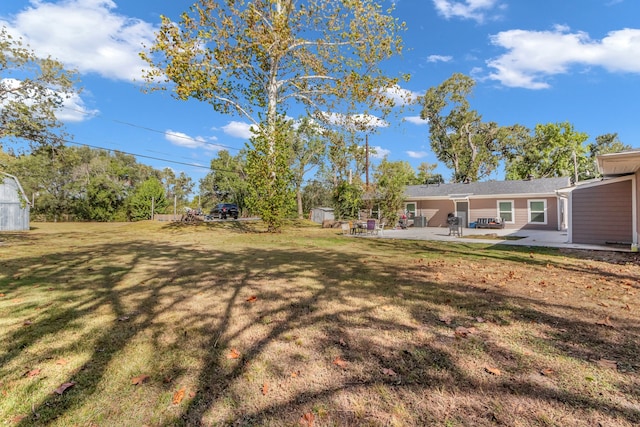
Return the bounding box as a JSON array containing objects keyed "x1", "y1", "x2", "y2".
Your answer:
[{"x1": 0, "y1": 221, "x2": 638, "y2": 426}]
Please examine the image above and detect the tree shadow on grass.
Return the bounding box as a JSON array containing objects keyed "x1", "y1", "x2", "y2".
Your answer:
[{"x1": 0, "y1": 229, "x2": 637, "y2": 426}]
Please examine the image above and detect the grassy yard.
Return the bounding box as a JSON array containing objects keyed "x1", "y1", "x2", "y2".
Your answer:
[{"x1": 1, "y1": 221, "x2": 639, "y2": 426}]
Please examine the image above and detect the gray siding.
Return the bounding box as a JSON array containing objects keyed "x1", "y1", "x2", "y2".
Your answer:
[{"x1": 572, "y1": 179, "x2": 632, "y2": 245}]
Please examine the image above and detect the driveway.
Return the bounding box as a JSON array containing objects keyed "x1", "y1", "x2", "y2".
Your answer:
[{"x1": 362, "y1": 225, "x2": 633, "y2": 252}]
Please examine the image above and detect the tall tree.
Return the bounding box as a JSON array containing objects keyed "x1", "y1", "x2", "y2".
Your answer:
[
  {"x1": 420, "y1": 73, "x2": 511, "y2": 182},
  {"x1": 372, "y1": 158, "x2": 415, "y2": 224},
  {"x1": 0, "y1": 27, "x2": 79, "y2": 149},
  {"x1": 245, "y1": 116, "x2": 295, "y2": 232},
  {"x1": 199, "y1": 150, "x2": 248, "y2": 212},
  {"x1": 128, "y1": 177, "x2": 168, "y2": 221},
  {"x1": 505, "y1": 121, "x2": 589, "y2": 181},
  {"x1": 141, "y1": 0, "x2": 405, "y2": 231},
  {"x1": 415, "y1": 162, "x2": 441, "y2": 184},
  {"x1": 289, "y1": 117, "x2": 327, "y2": 218}
]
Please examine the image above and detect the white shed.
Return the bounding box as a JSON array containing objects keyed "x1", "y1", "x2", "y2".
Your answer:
[
  {"x1": 310, "y1": 207, "x2": 334, "y2": 224},
  {"x1": 0, "y1": 172, "x2": 30, "y2": 231}
]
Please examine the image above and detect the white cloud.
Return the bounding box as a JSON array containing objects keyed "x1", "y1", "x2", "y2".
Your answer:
[
  {"x1": 3, "y1": 0, "x2": 156, "y2": 81},
  {"x1": 1, "y1": 78, "x2": 98, "y2": 123},
  {"x1": 59, "y1": 92, "x2": 100, "y2": 122},
  {"x1": 382, "y1": 84, "x2": 421, "y2": 106},
  {"x1": 371, "y1": 146, "x2": 391, "y2": 159},
  {"x1": 222, "y1": 121, "x2": 257, "y2": 139},
  {"x1": 404, "y1": 116, "x2": 428, "y2": 125},
  {"x1": 165, "y1": 130, "x2": 219, "y2": 151},
  {"x1": 427, "y1": 55, "x2": 453, "y2": 63},
  {"x1": 432, "y1": 0, "x2": 504, "y2": 23},
  {"x1": 318, "y1": 112, "x2": 389, "y2": 130},
  {"x1": 487, "y1": 27, "x2": 640, "y2": 89},
  {"x1": 406, "y1": 151, "x2": 429, "y2": 159}
]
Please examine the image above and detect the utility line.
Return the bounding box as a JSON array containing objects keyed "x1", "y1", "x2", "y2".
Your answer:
[{"x1": 61, "y1": 105, "x2": 242, "y2": 152}]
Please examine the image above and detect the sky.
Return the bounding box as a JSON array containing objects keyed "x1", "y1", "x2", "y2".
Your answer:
[{"x1": 1, "y1": 0, "x2": 639, "y2": 188}]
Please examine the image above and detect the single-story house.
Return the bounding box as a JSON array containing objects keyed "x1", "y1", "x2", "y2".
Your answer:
[
  {"x1": 0, "y1": 172, "x2": 31, "y2": 231},
  {"x1": 560, "y1": 150, "x2": 639, "y2": 246},
  {"x1": 403, "y1": 177, "x2": 571, "y2": 231}
]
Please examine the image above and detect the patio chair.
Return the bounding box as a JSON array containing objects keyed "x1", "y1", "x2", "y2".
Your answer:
[
  {"x1": 341, "y1": 222, "x2": 350, "y2": 235},
  {"x1": 375, "y1": 221, "x2": 385, "y2": 236},
  {"x1": 366, "y1": 219, "x2": 376, "y2": 235}
]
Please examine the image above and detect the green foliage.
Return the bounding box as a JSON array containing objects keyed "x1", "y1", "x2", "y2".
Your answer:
[
  {"x1": 159, "y1": 168, "x2": 194, "y2": 210},
  {"x1": 332, "y1": 181, "x2": 363, "y2": 220},
  {"x1": 2, "y1": 145, "x2": 163, "y2": 221},
  {"x1": 415, "y1": 162, "x2": 440, "y2": 185},
  {"x1": 289, "y1": 117, "x2": 327, "y2": 218},
  {"x1": 128, "y1": 177, "x2": 168, "y2": 221},
  {"x1": 245, "y1": 118, "x2": 295, "y2": 232},
  {"x1": 420, "y1": 73, "x2": 516, "y2": 182},
  {"x1": 0, "y1": 27, "x2": 79, "y2": 149},
  {"x1": 373, "y1": 158, "x2": 415, "y2": 223},
  {"x1": 199, "y1": 150, "x2": 248, "y2": 213},
  {"x1": 505, "y1": 122, "x2": 589, "y2": 181},
  {"x1": 302, "y1": 180, "x2": 333, "y2": 215}
]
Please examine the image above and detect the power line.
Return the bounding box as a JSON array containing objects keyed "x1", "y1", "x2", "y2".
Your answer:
[
  {"x1": 59, "y1": 138, "x2": 243, "y2": 175},
  {"x1": 61, "y1": 105, "x2": 243, "y2": 152}
]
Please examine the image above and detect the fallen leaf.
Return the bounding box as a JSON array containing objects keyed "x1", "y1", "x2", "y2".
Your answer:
[
  {"x1": 0, "y1": 293, "x2": 5, "y2": 297},
  {"x1": 299, "y1": 412, "x2": 315, "y2": 427},
  {"x1": 23, "y1": 320, "x2": 33, "y2": 326},
  {"x1": 172, "y1": 388, "x2": 185, "y2": 404},
  {"x1": 381, "y1": 368, "x2": 397, "y2": 377},
  {"x1": 454, "y1": 326, "x2": 472, "y2": 338},
  {"x1": 11, "y1": 415, "x2": 27, "y2": 423},
  {"x1": 475, "y1": 316, "x2": 486, "y2": 323},
  {"x1": 53, "y1": 382, "x2": 75, "y2": 395},
  {"x1": 439, "y1": 316, "x2": 452, "y2": 325},
  {"x1": 246, "y1": 295, "x2": 257, "y2": 302},
  {"x1": 117, "y1": 316, "x2": 130, "y2": 322},
  {"x1": 26, "y1": 368, "x2": 41, "y2": 377},
  {"x1": 55, "y1": 359, "x2": 68, "y2": 366},
  {"x1": 596, "y1": 316, "x2": 614, "y2": 328},
  {"x1": 484, "y1": 367, "x2": 502, "y2": 376},
  {"x1": 131, "y1": 375, "x2": 150, "y2": 385},
  {"x1": 291, "y1": 371, "x2": 300, "y2": 378},
  {"x1": 540, "y1": 368, "x2": 554, "y2": 376},
  {"x1": 262, "y1": 383, "x2": 268, "y2": 395},
  {"x1": 227, "y1": 348, "x2": 241, "y2": 359},
  {"x1": 597, "y1": 359, "x2": 617, "y2": 370},
  {"x1": 333, "y1": 357, "x2": 348, "y2": 368},
  {"x1": 338, "y1": 338, "x2": 347, "y2": 347},
  {"x1": 188, "y1": 391, "x2": 196, "y2": 398}
]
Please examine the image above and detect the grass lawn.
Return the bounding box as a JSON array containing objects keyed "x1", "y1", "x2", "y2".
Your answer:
[{"x1": 1, "y1": 221, "x2": 639, "y2": 426}]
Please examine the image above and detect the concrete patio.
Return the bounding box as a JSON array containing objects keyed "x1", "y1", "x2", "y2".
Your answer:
[{"x1": 361, "y1": 225, "x2": 635, "y2": 252}]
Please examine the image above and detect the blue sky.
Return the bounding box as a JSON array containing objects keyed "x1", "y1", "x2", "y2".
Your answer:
[{"x1": 2, "y1": 0, "x2": 639, "y2": 187}]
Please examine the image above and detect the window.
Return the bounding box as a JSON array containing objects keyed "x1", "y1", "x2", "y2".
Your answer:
[
  {"x1": 405, "y1": 202, "x2": 416, "y2": 218},
  {"x1": 528, "y1": 200, "x2": 547, "y2": 224},
  {"x1": 497, "y1": 200, "x2": 514, "y2": 223}
]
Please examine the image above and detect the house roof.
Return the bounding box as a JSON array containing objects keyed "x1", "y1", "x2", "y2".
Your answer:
[
  {"x1": 597, "y1": 150, "x2": 640, "y2": 176},
  {"x1": 405, "y1": 177, "x2": 571, "y2": 199}
]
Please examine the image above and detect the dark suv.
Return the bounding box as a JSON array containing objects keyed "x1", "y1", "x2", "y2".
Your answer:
[{"x1": 209, "y1": 203, "x2": 239, "y2": 220}]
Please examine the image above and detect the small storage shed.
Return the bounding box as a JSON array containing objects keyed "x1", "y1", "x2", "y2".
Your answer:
[
  {"x1": 310, "y1": 207, "x2": 334, "y2": 224},
  {"x1": 0, "y1": 172, "x2": 30, "y2": 231}
]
